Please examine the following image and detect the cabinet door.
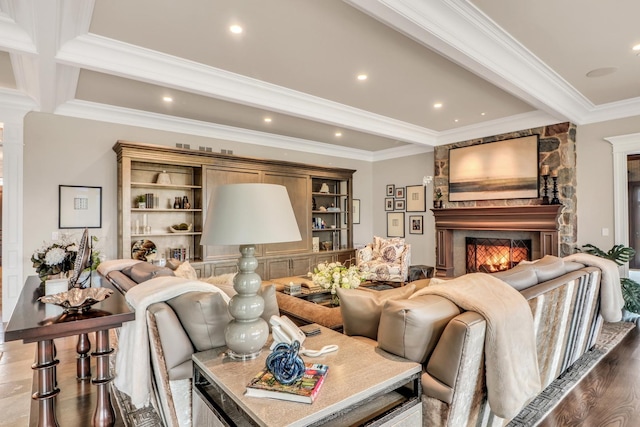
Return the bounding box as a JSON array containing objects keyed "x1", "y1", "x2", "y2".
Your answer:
[
  {"x1": 266, "y1": 259, "x2": 292, "y2": 280},
  {"x1": 263, "y1": 173, "x2": 310, "y2": 255},
  {"x1": 290, "y1": 256, "x2": 312, "y2": 277},
  {"x1": 202, "y1": 166, "x2": 261, "y2": 260}
]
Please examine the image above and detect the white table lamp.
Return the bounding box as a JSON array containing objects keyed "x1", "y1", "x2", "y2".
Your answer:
[{"x1": 201, "y1": 183, "x2": 302, "y2": 360}]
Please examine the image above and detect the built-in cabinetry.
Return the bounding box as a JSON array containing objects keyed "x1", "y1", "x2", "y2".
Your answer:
[{"x1": 114, "y1": 141, "x2": 356, "y2": 279}]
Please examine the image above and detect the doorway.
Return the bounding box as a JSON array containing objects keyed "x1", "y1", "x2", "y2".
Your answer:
[{"x1": 628, "y1": 155, "x2": 640, "y2": 273}]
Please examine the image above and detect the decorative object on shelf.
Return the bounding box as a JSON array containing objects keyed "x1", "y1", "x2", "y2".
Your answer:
[
  {"x1": 312, "y1": 237, "x2": 320, "y2": 253},
  {"x1": 131, "y1": 239, "x2": 157, "y2": 261},
  {"x1": 39, "y1": 287, "x2": 113, "y2": 313},
  {"x1": 173, "y1": 197, "x2": 181, "y2": 209},
  {"x1": 551, "y1": 170, "x2": 561, "y2": 205},
  {"x1": 541, "y1": 165, "x2": 550, "y2": 205},
  {"x1": 321, "y1": 241, "x2": 332, "y2": 251},
  {"x1": 135, "y1": 195, "x2": 146, "y2": 209},
  {"x1": 169, "y1": 223, "x2": 193, "y2": 233},
  {"x1": 59, "y1": 185, "x2": 102, "y2": 229},
  {"x1": 265, "y1": 341, "x2": 306, "y2": 385},
  {"x1": 201, "y1": 183, "x2": 302, "y2": 360},
  {"x1": 156, "y1": 170, "x2": 171, "y2": 185},
  {"x1": 433, "y1": 188, "x2": 443, "y2": 208},
  {"x1": 32, "y1": 236, "x2": 78, "y2": 282},
  {"x1": 319, "y1": 183, "x2": 330, "y2": 193},
  {"x1": 182, "y1": 195, "x2": 191, "y2": 209},
  {"x1": 308, "y1": 261, "x2": 363, "y2": 305}
]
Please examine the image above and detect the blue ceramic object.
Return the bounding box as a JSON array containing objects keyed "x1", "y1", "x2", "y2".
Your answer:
[{"x1": 265, "y1": 341, "x2": 305, "y2": 385}]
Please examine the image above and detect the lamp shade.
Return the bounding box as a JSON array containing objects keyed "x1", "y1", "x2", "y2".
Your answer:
[{"x1": 201, "y1": 183, "x2": 302, "y2": 246}]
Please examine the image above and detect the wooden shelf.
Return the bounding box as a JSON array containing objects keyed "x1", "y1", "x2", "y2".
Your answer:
[
  {"x1": 131, "y1": 208, "x2": 202, "y2": 212},
  {"x1": 131, "y1": 182, "x2": 201, "y2": 189}
]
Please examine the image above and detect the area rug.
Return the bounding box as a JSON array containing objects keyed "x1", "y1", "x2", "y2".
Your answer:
[{"x1": 508, "y1": 321, "x2": 635, "y2": 427}]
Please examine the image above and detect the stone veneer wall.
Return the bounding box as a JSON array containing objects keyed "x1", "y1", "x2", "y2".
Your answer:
[{"x1": 433, "y1": 122, "x2": 577, "y2": 256}]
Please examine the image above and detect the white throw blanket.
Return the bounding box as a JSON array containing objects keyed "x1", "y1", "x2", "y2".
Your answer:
[
  {"x1": 411, "y1": 273, "x2": 541, "y2": 419},
  {"x1": 114, "y1": 276, "x2": 230, "y2": 409},
  {"x1": 564, "y1": 253, "x2": 624, "y2": 322}
]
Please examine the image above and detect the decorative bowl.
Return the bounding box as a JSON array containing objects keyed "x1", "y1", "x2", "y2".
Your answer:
[
  {"x1": 38, "y1": 288, "x2": 114, "y2": 313},
  {"x1": 169, "y1": 223, "x2": 193, "y2": 233}
]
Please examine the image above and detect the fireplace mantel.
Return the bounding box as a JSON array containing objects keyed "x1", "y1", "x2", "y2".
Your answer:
[{"x1": 432, "y1": 205, "x2": 563, "y2": 277}]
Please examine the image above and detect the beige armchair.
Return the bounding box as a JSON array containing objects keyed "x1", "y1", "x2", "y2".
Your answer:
[{"x1": 357, "y1": 236, "x2": 411, "y2": 283}]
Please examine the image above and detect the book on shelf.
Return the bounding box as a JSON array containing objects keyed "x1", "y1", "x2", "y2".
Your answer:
[{"x1": 245, "y1": 363, "x2": 328, "y2": 404}]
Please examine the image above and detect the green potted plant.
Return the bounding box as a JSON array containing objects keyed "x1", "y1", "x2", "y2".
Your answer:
[
  {"x1": 579, "y1": 243, "x2": 640, "y2": 314},
  {"x1": 433, "y1": 188, "x2": 443, "y2": 209},
  {"x1": 135, "y1": 195, "x2": 146, "y2": 209}
]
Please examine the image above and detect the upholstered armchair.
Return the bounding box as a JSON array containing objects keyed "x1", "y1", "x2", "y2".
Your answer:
[{"x1": 357, "y1": 236, "x2": 411, "y2": 283}]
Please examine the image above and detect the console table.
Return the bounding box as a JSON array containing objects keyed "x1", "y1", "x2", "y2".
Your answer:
[
  {"x1": 5, "y1": 275, "x2": 134, "y2": 427},
  {"x1": 192, "y1": 325, "x2": 422, "y2": 426}
]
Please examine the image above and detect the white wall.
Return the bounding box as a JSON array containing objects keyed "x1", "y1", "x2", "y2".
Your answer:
[
  {"x1": 372, "y1": 152, "x2": 435, "y2": 266},
  {"x1": 576, "y1": 117, "x2": 640, "y2": 249},
  {"x1": 21, "y1": 112, "x2": 374, "y2": 284}
]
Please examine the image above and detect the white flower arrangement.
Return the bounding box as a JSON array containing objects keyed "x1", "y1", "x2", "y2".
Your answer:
[
  {"x1": 308, "y1": 261, "x2": 363, "y2": 295},
  {"x1": 31, "y1": 237, "x2": 78, "y2": 281}
]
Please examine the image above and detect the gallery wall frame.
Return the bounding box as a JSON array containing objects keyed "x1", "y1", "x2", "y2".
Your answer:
[
  {"x1": 59, "y1": 185, "x2": 102, "y2": 229},
  {"x1": 394, "y1": 199, "x2": 405, "y2": 210},
  {"x1": 385, "y1": 198, "x2": 394, "y2": 211},
  {"x1": 387, "y1": 212, "x2": 405, "y2": 237},
  {"x1": 409, "y1": 215, "x2": 423, "y2": 234},
  {"x1": 395, "y1": 187, "x2": 405, "y2": 199},
  {"x1": 449, "y1": 135, "x2": 539, "y2": 201},
  {"x1": 386, "y1": 184, "x2": 395, "y2": 197},
  {"x1": 406, "y1": 185, "x2": 426, "y2": 212}
]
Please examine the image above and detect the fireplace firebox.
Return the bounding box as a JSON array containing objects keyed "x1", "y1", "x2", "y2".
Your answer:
[{"x1": 466, "y1": 237, "x2": 531, "y2": 273}]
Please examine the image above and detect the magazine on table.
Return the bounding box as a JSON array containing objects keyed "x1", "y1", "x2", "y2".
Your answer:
[{"x1": 245, "y1": 363, "x2": 329, "y2": 404}]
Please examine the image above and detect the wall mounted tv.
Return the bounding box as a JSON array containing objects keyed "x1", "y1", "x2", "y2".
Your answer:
[{"x1": 448, "y1": 135, "x2": 539, "y2": 201}]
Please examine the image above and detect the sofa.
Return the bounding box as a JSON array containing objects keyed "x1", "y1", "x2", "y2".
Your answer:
[
  {"x1": 98, "y1": 260, "x2": 280, "y2": 427},
  {"x1": 337, "y1": 254, "x2": 622, "y2": 426}
]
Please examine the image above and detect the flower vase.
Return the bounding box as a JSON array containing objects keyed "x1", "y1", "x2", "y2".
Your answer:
[{"x1": 45, "y1": 277, "x2": 68, "y2": 295}]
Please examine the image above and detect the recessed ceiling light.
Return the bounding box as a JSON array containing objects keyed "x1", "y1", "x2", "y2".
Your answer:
[
  {"x1": 481, "y1": 112, "x2": 486, "y2": 116},
  {"x1": 586, "y1": 67, "x2": 618, "y2": 78},
  {"x1": 454, "y1": 119, "x2": 459, "y2": 123},
  {"x1": 230, "y1": 25, "x2": 243, "y2": 34},
  {"x1": 632, "y1": 43, "x2": 640, "y2": 51},
  {"x1": 163, "y1": 96, "x2": 173, "y2": 102},
  {"x1": 433, "y1": 103, "x2": 443, "y2": 109},
  {"x1": 357, "y1": 74, "x2": 368, "y2": 81},
  {"x1": 335, "y1": 132, "x2": 342, "y2": 137},
  {"x1": 263, "y1": 117, "x2": 272, "y2": 123}
]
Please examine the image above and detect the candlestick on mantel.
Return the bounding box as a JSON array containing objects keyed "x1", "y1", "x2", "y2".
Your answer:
[
  {"x1": 551, "y1": 170, "x2": 558, "y2": 178},
  {"x1": 540, "y1": 165, "x2": 549, "y2": 176}
]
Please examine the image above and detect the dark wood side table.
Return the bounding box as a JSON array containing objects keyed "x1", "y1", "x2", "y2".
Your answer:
[{"x1": 5, "y1": 275, "x2": 134, "y2": 427}]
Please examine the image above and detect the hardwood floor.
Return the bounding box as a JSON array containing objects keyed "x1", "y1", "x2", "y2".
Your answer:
[{"x1": 1, "y1": 314, "x2": 639, "y2": 426}]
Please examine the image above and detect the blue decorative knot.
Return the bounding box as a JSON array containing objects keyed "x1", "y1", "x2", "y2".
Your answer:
[{"x1": 266, "y1": 341, "x2": 306, "y2": 385}]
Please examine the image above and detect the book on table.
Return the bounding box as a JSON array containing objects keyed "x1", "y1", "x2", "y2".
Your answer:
[{"x1": 245, "y1": 363, "x2": 329, "y2": 403}]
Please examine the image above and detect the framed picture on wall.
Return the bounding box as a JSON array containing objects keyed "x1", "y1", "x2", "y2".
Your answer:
[
  {"x1": 394, "y1": 199, "x2": 405, "y2": 210},
  {"x1": 395, "y1": 187, "x2": 405, "y2": 198},
  {"x1": 385, "y1": 198, "x2": 394, "y2": 211},
  {"x1": 387, "y1": 212, "x2": 405, "y2": 237},
  {"x1": 409, "y1": 215, "x2": 423, "y2": 234},
  {"x1": 386, "y1": 184, "x2": 395, "y2": 197},
  {"x1": 59, "y1": 185, "x2": 102, "y2": 229},
  {"x1": 406, "y1": 185, "x2": 426, "y2": 212},
  {"x1": 348, "y1": 199, "x2": 360, "y2": 224}
]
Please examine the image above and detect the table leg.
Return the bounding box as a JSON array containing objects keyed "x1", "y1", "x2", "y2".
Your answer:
[
  {"x1": 32, "y1": 339, "x2": 60, "y2": 427},
  {"x1": 77, "y1": 333, "x2": 92, "y2": 380},
  {"x1": 91, "y1": 329, "x2": 115, "y2": 427}
]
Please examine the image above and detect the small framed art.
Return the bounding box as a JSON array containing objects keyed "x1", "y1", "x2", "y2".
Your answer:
[
  {"x1": 409, "y1": 215, "x2": 423, "y2": 234},
  {"x1": 394, "y1": 199, "x2": 405, "y2": 210},
  {"x1": 387, "y1": 212, "x2": 405, "y2": 237},
  {"x1": 352, "y1": 199, "x2": 361, "y2": 224},
  {"x1": 385, "y1": 198, "x2": 394, "y2": 211},
  {"x1": 59, "y1": 185, "x2": 102, "y2": 229},
  {"x1": 406, "y1": 185, "x2": 426, "y2": 212},
  {"x1": 395, "y1": 187, "x2": 405, "y2": 198},
  {"x1": 386, "y1": 184, "x2": 395, "y2": 197}
]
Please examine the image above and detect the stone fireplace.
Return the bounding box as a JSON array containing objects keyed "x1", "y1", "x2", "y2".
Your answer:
[{"x1": 432, "y1": 205, "x2": 562, "y2": 277}]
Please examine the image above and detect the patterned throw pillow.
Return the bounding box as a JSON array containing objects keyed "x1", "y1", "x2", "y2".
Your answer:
[{"x1": 380, "y1": 242, "x2": 405, "y2": 264}]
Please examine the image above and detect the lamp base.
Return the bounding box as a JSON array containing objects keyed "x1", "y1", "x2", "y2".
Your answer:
[{"x1": 227, "y1": 349, "x2": 262, "y2": 361}]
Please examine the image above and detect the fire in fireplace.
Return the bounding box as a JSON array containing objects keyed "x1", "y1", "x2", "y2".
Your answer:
[{"x1": 466, "y1": 237, "x2": 532, "y2": 273}]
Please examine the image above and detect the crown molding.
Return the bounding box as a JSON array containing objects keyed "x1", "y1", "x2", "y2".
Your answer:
[
  {"x1": 56, "y1": 33, "x2": 437, "y2": 146},
  {"x1": 435, "y1": 110, "x2": 562, "y2": 145},
  {"x1": 583, "y1": 97, "x2": 640, "y2": 125},
  {"x1": 348, "y1": 0, "x2": 592, "y2": 124},
  {"x1": 371, "y1": 142, "x2": 432, "y2": 162},
  {"x1": 0, "y1": 2, "x2": 36, "y2": 54},
  {"x1": 56, "y1": 100, "x2": 378, "y2": 162}
]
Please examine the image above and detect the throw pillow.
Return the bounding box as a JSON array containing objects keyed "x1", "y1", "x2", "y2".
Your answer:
[
  {"x1": 491, "y1": 264, "x2": 538, "y2": 291},
  {"x1": 337, "y1": 284, "x2": 415, "y2": 339},
  {"x1": 377, "y1": 295, "x2": 461, "y2": 363},
  {"x1": 122, "y1": 262, "x2": 174, "y2": 284},
  {"x1": 532, "y1": 255, "x2": 565, "y2": 282},
  {"x1": 358, "y1": 246, "x2": 373, "y2": 263},
  {"x1": 202, "y1": 273, "x2": 236, "y2": 297},
  {"x1": 167, "y1": 291, "x2": 232, "y2": 351},
  {"x1": 380, "y1": 242, "x2": 405, "y2": 264},
  {"x1": 173, "y1": 261, "x2": 198, "y2": 280}
]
